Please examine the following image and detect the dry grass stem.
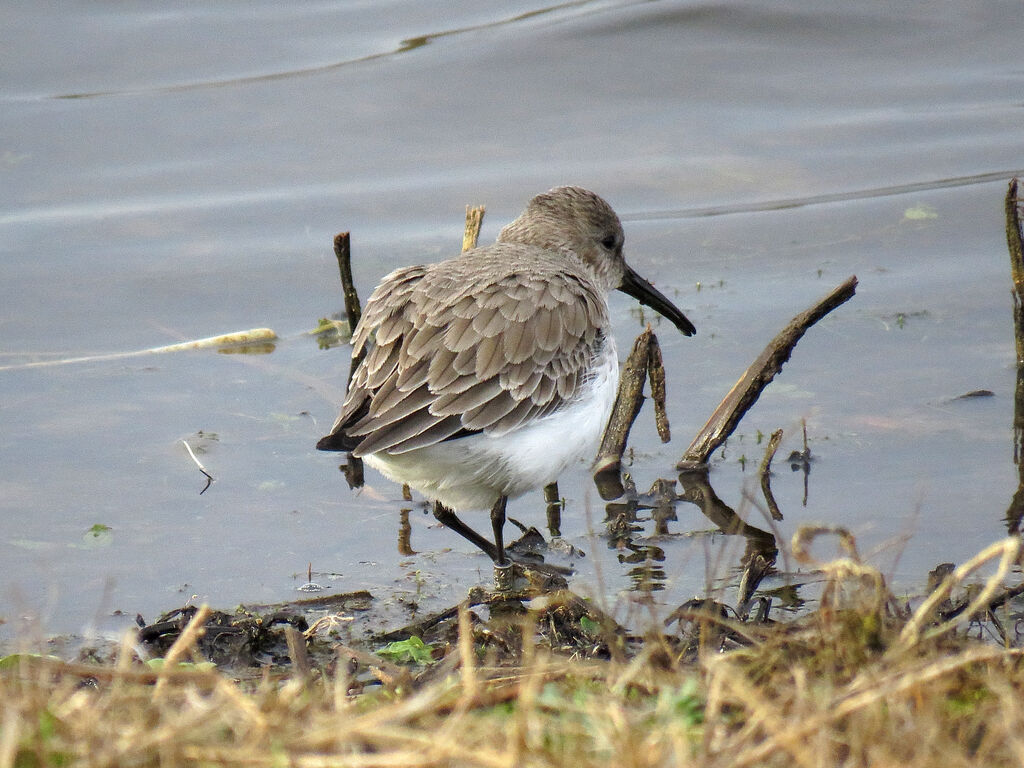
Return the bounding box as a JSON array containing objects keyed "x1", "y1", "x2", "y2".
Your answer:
[
  {"x1": 152, "y1": 603, "x2": 212, "y2": 700},
  {"x1": 899, "y1": 536, "x2": 1022, "y2": 648},
  {"x1": 457, "y1": 602, "x2": 477, "y2": 703}
]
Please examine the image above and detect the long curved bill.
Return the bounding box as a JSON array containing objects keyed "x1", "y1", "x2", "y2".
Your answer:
[{"x1": 619, "y1": 264, "x2": 696, "y2": 336}]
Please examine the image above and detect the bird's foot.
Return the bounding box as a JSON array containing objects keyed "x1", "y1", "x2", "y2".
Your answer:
[{"x1": 492, "y1": 562, "x2": 515, "y2": 592}]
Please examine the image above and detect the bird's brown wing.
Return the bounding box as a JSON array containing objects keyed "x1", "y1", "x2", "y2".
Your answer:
[{"x1": 318, "y1": 246, "x2": 608, "y2": 456}]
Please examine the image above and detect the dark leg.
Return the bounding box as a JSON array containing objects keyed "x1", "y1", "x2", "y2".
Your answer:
[
  {"x1": 489, "y1": 496, "x2": 508, "y2": 567},
  {"x1": 432, "y1": 501, "x2": 500, "y2": 561},
  {"x1": 489, "y1": 496, "x2": 513, "y2": 591}
]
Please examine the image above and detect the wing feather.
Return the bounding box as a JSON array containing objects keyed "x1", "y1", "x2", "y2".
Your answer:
[
  {"x1": 427, "y1": 346, "x2": 460, "y2": 390},
  {"x1": 361, "y1": 341, "x2": 401, "y2": 391},
  {"x1": 489, "y1": 398, "x2": 544, "y2": 435},
  {"x1": 359, "y1": 382, "x2": 433, "y2": 428},
  {"x1": 394, "y1": 356, "x2": 431, "y2": 391},
  {"x1": 474, "y1": 334, "x2": 505, "y2": 381},
  {"x1": 461, "y1": 390, "x2": 519, "y2": 430},
  {"x1": 353, "y1": 408, "x2": 451, "y2": 457},
  {"x1": 319, "y1": 244, "x2": 611, "y2": 456},
  {"x1": 444, "y1": 315, "x2": 477, "y2": 352},
  {"x1": 431, "y1": 378, "x2": 504, "y2": 416},
  {"x1": 383, "y1": 415, "x2": 467, "y2": 454},
  {"x1": 472, "y1": 305, "x2": 510, "y2": 338}
]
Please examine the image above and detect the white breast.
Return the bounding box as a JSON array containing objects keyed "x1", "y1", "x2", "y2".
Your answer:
[{"x1": 364, "y1": 335, "x2": 620, "y2": 512}]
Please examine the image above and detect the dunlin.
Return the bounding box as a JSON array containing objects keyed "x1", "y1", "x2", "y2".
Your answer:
[{"x1": 318, "y1": 186, "x2": 695, "y2": 577}]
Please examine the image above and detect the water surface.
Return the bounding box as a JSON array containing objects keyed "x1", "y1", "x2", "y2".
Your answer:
[{"x1": 2, "y1": 0, "x2": 1022, "y2": 639}]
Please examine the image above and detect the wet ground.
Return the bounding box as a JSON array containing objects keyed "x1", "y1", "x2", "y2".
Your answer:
[{"x1": 2, "y1": 0, "x2": 1023, "y2": 642}]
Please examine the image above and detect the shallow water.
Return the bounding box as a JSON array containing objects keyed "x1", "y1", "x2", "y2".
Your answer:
[{"x1": 2, "y1": 0, "x2": 1023, "y2": 639}]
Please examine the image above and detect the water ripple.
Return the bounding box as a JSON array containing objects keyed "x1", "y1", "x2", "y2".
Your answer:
[
  {"x1": 623, "y1": 170, "x2": 1024, "y2": 222},
  {"x1": 37, "y1": 0, "x2": 598, "y2": 102}
]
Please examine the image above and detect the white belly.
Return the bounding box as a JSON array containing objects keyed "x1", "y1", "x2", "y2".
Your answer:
[{"x1": 364, "y1": 338, "x2": 620, "y2": 512}]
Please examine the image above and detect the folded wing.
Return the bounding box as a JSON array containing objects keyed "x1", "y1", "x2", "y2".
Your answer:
[{"x1": 317, "y1": 245, "x2": 608, "y2": 456}]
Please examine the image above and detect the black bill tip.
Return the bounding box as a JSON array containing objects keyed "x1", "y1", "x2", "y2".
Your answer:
[{"x1": 619, "y1": 264, "x2": 696, "y2": 336}]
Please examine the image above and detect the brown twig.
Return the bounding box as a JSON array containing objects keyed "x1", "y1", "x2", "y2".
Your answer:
[
  {"x1": 333, "y1": 232, "x2": 362, "y2": 349},
  {"x1": 1006, "y1": 178, "x2": 1024, "y2": 364},
  {"x1": 333, "y1": 232, "x2": 365, "y2": 396},
  {"x1": 398, "y1": 508, "x2": 416, "y2": 556},
  {"x1": 678, "y1": 276, "x2": 858, "y2": 468},
  {"x1": 543, "y1": 482, "x2": 562, "y2": 535},
  {"x1": 543, "y1": 482, "x2": 560, "y2": 505},
  {"x1": 593, "y1": 328, "x2": 654, "y2": 500},
  {"x1": 758, "y1": 429, "x2": 785, "y2": 521},
  {"x1": 647, "y1": 332, "x2": 671, "y2": 442},
  {"x1": 463, "y1": 205, "x2": 486, "y2": 252},
  {"x1": 332, "y1": 232, "x2": 366, "y2": 487},
  {"x1": 1004, "y1": 179, "x2": 1024, "y2": 532}
]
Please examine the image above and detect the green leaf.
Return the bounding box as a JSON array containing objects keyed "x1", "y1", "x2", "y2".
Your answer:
[
  {"x1": 377, "y1": 636, "x2": 436, "y2": 664},
  {"x1": 903, "y1": 204, "x2": 938, "y2": 221}
]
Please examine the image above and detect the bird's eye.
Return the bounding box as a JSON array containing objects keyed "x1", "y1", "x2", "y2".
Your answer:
[{"x1": 601, "y1": 235, "x2": 617, "y2": 250}]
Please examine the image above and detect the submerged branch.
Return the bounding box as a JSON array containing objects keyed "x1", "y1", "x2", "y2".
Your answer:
[
  {"x1": 593, "y1": 328, "x2": 655, "y2": 500},
  {"x1": 679, "y1": 275, "x2": 858, "y2": 468},
  {"x1": 647, "y1": 331, "x2": 671, "y2": 443}
]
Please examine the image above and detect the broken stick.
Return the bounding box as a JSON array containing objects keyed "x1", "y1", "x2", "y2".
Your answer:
[
  {"x1": 1005, "y1": 178, "x2": 1024, "y2": 364},
  {"x1": 333, "y1": 232, "x2": 363, "y2": 385},
  {"x1": 647, "y1": 331, "x2": 671, "y2": 443},
  {"x1": 1003, "y1": 178, "x2": 1024, "y2": 532},
  {"x1": 332, "y1": 232, "x2": 365, "y2": 488},
  {"x1": 758, "y1": 429, "x2": 785, "y2": 521},
  {"x1": 678, "y1": 275, "x2": 858, "y2": 469},
  {"x1": 463, "y1": 205, "x2": 486, "y2": 252},
  {"x1": 593, "y1": 327, "x2": 656, "y2": 500}
]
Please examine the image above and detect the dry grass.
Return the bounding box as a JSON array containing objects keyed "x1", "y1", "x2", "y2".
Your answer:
[{"x1": 3, "y1": 536, "x2": 1024, "y2": 768}]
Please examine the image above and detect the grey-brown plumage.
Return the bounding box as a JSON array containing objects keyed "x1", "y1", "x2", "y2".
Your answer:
[
  {"x1": 323, "y1": 243, "x2": 610, "y2": 456},
  {"x1": 319, "y1": 186, "x2": 693, "y2": 459},
  {"x1": 317, "y1": 186, "x2": 695, "y2": 567}
]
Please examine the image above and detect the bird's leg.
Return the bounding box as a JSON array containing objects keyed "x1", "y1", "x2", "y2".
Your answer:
[
  {"x1": 490, "y1": 496, "x2": 513, "y2": 591},
  {"x1": 432, "y1": 501, "x2": 500, "y2": 561},
  {"x1": 489, "y1": 496, "x2": 508, "y2": 566}
]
